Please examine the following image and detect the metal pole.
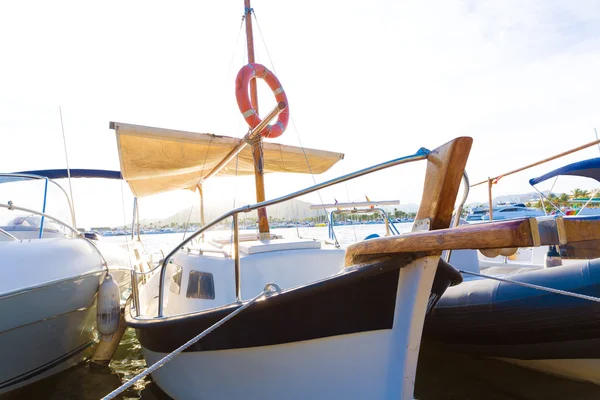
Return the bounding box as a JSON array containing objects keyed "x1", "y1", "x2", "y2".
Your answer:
[
  {"x1": 198, "y1": 184, "x2": 205, "y2": 243},
  {"x1": 39, "y1": 178, "x2": 49, "y2": 238},
  {"x1": 131, "y1": 197, "x2": 137, "y2": 240},
  {"x1": 488, "y1": 178, "x2": 494, "y2": 221},
  {"x1": 472, "y1": 138, "x2": 600, "y2": 187},
  {"x1": 131, "y1": 269, "x2": 140, "y2": 317},
  {"x1": 233, "y1": 213, "x2": 242, "y2": 302}
]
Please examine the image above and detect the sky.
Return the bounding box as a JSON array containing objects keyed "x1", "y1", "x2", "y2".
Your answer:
[{"x1": 1, "y1": 0, "x2": 599, "y2": 228}]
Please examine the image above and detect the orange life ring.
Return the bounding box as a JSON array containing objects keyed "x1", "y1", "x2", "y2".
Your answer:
[{"x1": 235, "y1": 63, "x2": 289, "y2": 139}]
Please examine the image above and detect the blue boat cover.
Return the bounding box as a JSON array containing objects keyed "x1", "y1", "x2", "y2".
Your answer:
[
  {"x1": 9, "y1": 169, "x2": 122, "y2": 180},
  {"x1": 529, "y1": 157, "x2": 600, "y2": 185}
]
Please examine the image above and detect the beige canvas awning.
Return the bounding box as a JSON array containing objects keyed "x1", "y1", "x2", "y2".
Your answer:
[{"x1": 110, "y1": 122, "x2": 344, "y2": 198}]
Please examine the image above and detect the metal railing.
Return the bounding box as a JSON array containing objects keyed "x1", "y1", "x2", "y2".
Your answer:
[
  {"x1": 328, "y1": 208, "x2": 400, "y2": 247},
  {"x1": 0, "y1": 173, "x2": 77, "y2": 230},
  {"x1": 149, "y1": 147, "x2": 432, "y2": 317},
  {"x1": 0, "y1": 202, "x2": 81, "y2": 237}
]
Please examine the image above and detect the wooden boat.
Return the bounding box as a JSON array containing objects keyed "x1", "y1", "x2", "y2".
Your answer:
[{"x1": 105, "y1": 1, "x2": 600, "y2": 398}]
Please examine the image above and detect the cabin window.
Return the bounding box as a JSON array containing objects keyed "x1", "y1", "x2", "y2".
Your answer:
[
  {"x1": 169, "y1": 266, "x2": 183, "y2": 294},
  {"x1": 186, "y1": 271, "x2": 215, "y2": 299}
]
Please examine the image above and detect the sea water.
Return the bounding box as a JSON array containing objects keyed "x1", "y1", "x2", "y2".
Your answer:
[{"x1": 3, "y1": 225, "x2": 600, "y2": 399}]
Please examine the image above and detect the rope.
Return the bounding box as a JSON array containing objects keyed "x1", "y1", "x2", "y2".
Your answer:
[
  {"x1": 459, "y1": 270, "x2": 600, "y2": 303},
  {"x1": 101, "y1": 284, "x2": 281, "y2": 400},
  {"x1": 252, "y1": 10, "x2": 277, "y2": 76}
]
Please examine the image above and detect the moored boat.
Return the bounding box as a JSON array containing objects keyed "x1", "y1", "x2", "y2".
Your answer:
[
  {"x1": 425, "y1": 150, "x2": 600, "y2": 386},
  {"x1": 0, "y1": 169, "x2": 149, "y2": 394}
]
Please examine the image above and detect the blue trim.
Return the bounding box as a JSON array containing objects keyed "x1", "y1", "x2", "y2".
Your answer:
[
  {"x1": 39, "y1": 178, "x2": 48, "y2": 239},
  {"x1": 0, "y1": 340, "x2": 94, "y2": 390},
  {"x1": 9, "y1": 169, "x2": 123, "y2": 180},
  {"x1": 529, "y1": 157, "x2": 600, "y2": 185}
]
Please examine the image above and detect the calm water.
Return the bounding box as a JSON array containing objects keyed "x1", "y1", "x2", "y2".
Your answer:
[{"x1": 4, "y1": 225, "x2": 600, "y2": 399}]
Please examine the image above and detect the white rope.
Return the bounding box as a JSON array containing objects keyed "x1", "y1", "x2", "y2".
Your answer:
[
  {"x1": 101, "y1": 284, "x2": 281, "y2": 400},
  {"x1": 460, "y1": 269, "x2": 600, "y2": 303}
]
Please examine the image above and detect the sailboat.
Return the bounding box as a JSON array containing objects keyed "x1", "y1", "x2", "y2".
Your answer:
[
  {"x1": 104, "y1": 2, "x2": 600, "y2": 399},
  {"x1": 0, "y1": 169, "x2": 149, "y2": 394}
]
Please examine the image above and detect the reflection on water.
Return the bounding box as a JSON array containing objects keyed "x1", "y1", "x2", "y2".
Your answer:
[
  {"x1": 416, "y1": 342, "x2": 600, "y2": 400},
  {"x1": 3, "y1": 227, "x2": 600, "y2": 399}
]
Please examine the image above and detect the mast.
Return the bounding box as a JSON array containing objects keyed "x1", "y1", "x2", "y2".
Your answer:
[{"x1": 244, "y1": 0, "x2": 270, "y2": 239}]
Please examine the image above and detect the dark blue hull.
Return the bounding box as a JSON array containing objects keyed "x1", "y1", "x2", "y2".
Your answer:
[{"x1": 424, "y1": 259, "x2": 600, "y2": 360}]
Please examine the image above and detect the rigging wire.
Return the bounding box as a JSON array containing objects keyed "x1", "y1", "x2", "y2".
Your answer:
[
  {"x1": 59, "y1": 106, "x2": 77, "y2": 228},
  {"x1": 252, "y1": 10, "x2": 330, "y2": 227},
  {"x1": 227, "y1": 15, "x2": 247, "y2": 78}
]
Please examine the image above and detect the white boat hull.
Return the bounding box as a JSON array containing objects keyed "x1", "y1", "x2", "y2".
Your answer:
[
  {"x1": 144, "y1": 331, "x2": 394, "y2": 400},
  {"x1": 0, "y1": 238, "x2": 135, "y2": 393},
  {"x1": 0, "y1": 271, "x2": 100, "y2": 393}
]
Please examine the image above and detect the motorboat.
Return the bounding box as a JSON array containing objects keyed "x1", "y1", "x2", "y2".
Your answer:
[
  {"x1": 466, "y1": 203, "x2": 544, "y2": 223},
  {"x1": 424, "y1": 154, "x2": 600, "y2": 386},
  {"x1": 0, "y1": 169, "x2": 150, "y2": 394},
  {"x1": 481, "y1": 203, "x2": 544, "y2": 220}
]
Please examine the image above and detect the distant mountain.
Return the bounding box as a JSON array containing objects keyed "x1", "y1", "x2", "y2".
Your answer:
[
  {"x1": 140, "y1": 199, "x2": 323, "y2": 226},
  {"x1": 139, "y1": 198, "x2": 418, "y2": 227},
  {"x1": 466, "y1": 191, "x2": 558, "y2": 209}
]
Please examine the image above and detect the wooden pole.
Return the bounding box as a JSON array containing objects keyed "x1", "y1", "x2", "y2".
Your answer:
[
  {"x1": 198, "y1": 102, "x2": 286, "y2": 185},
  {"x1": 244, "y1": 0, "x2": 270, "y2": 239}
]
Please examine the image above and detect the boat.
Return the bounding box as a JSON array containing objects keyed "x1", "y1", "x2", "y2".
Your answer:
[
  {"x1": 118, "y1": 127, "x2": 479, "y2": 399},
  {"x1": 424, "y1": 152, "x2": 600, "y2": 386},
  {"x1": 481, "y1": 203, "x2": 544, "y2": 220},
  {"x1": 0, "y1": 169, "x2": 150, "y2": 394},
  {"x1": 466, "y1": 203, "x2": 544, "y2": 223},
  {"x1": 309, "y1": 199, "x2": 401, "y2": 245},
  {"x1": 105, "y1": 4, "x2": 492, "y2": 398},
  {"x1": 102, "y1": 2, "x2": 600, "y2": 397}
]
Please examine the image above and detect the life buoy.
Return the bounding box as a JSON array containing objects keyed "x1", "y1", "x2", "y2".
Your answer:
[{"x1": 235, "y1": 63, "x2": 289, "y2": 139}]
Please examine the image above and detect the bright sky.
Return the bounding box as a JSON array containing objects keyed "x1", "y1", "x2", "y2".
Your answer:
[{"x1": 1, "y1": 0, "x2": 599, "y2": 228}]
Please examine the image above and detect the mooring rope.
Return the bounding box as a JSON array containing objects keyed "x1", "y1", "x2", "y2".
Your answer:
[{"x1": 101, "y1": 283, "x2": 281, "y2": 400}]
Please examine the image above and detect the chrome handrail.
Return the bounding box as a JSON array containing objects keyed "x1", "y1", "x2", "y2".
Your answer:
[
  {"x1": 328, "y1": 207, "x2": 399, "y2": 247},
  {"x1": 0, "y1": 202, "x2": 81, "y2": 237},
  {"x1": 0, "y1": 173, "x2": 77, "y2": 228},
  {"x1": 0, "y1": 227, "x2": 17, "y2": 241},
  {"x1": 444, "y1": 171, "x2": 470, "y2": 262},
  {"x1": 155, "y1": 147, "x2": 431, "y2": 317}
]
